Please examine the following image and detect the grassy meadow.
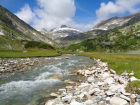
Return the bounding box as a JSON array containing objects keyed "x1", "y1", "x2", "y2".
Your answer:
[
  {"x1": 77, "y1": 53, "x2": 140, "y2": 79},
  {"x1": 0, "y1": 48, "x2": 61, "y2": 58}
]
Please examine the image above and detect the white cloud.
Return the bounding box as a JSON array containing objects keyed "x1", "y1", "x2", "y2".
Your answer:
[
  {"x1": 15, "y1": 0, "x2": 93, "y2": 31},
  {"x1": 95, "y1": 0, "x2": 140, "y2": 25},
  {"x1": 15, "y1": 4, "x2": 35, "y2": 23}
]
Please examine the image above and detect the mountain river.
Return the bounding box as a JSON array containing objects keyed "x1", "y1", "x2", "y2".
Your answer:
[{"x1": 0, "y1": 55, "x2": 95, "y2": 105}]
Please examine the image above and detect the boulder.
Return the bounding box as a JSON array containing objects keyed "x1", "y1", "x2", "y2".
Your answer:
[
  {"x1": 50, "y1": 93, "x2": 59, "y2": 98},
  {"x1": 110, "y1": 97, "x2": 129, "y2": 105},
  {"x1": 87, "y1": 76, "x2": 94, "y2": 83},
  {"x1": 62, "y1": 96, "x2": 72, "y2": 103},
  {"x1": 85, "y1": 70, "x2": 92, "y2": 75}
]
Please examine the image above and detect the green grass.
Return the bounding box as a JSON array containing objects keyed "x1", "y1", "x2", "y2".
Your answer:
[
  {"x1": 0, "y1": 48, "x2": 61, "y2": 58},
  {"x1": 125, "y1": 80, "x2": 140, "y2": 94},
  {"x1": 77, "y1": 53, "x2": 140, "y2": 79}
]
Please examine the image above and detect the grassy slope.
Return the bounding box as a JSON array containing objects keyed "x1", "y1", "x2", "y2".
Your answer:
[
  {"x1": 0, "y1": 48, "x2": 61, "y2": 58},
  {"x1": 77, "y1": 53, "x2": 140, "y2": 78},
  {"x1": 65, "y1": 21, "x2": 140, "y2": 53}
]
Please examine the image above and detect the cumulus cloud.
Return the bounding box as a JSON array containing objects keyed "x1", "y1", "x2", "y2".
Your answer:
[
  {"x1": 15, "y1": 4, "x2": 35, "y2": 23},
  {"x1": 15, "y1": 0, "x2": 93, "y2": 31},
  {"x1": 95, "y1": 0, "x2": 140, "y2": 25}
]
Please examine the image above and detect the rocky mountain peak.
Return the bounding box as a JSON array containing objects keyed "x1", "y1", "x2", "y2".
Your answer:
[
  {"x1": 92, "y1": 12, "x2": 140, "y2": 31},
  {"x1": 61, "y1": 25, "x2": 69, "y2": 28}
]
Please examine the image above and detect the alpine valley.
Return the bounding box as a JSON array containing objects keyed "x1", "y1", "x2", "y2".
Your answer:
[{"x1": 1, "y1": 5, "x2": 140, "y2": 53}]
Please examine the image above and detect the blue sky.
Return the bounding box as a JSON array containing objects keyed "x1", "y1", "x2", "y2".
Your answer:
[{"x1": 0, "y1": 0, "x2": 140, "y2": 31}]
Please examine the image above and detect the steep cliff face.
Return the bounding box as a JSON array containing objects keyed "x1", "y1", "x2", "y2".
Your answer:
[
  {"x1": 0, "y1": 5, "x2": 53, "y2": 50},
  {"x1": 92, "y1": 12, "x2": 140, "y2": 30}
]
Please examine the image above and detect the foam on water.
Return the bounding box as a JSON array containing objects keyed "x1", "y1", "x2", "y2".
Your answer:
[
  {"x1": 35, "y1": 72, "x2": 53, "y2": 80},
  {"x1": 0, "y1": 79, "x2": 61, "y2": 100}
]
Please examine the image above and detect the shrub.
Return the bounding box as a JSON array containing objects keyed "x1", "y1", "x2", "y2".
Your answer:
[
  {"x1": 24, "y1": 41, "x2": 55, "y2": 50},
  {"x1": 38, "y1": 43, "x2": 54, "y2": 50},
  {"x1": 25, "y1": 41, "x2": 41, "y2": 48}
]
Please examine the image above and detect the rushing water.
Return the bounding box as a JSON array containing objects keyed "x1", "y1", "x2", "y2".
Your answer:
[{"x1": 0, "y1": 55, "x2": 95, "y2": 105}]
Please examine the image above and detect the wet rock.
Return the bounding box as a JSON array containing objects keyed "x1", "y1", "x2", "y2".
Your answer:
[{"x1": 50, "y1": 93, "x2": 59, "y2": 98}]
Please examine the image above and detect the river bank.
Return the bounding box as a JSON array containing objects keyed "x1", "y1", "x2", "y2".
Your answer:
[
  {"x1": 0, "y1": 56, "x2": 65, "y2": 74},
  {"x1": 45, "y1": 58, "x2": 140, "y2": 105}
]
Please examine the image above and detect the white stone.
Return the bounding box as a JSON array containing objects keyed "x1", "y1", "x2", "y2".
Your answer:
[
  {"x1": 106, "y1": 97, "x2": 110, "y2": 101},
  {"x1": 121, "y1": 71, "x2": 129, "y2": 76},
  {"x1": 130, "y1": 76, "x2": 138, "y2": 82},
  {"x1": 78, "y1": 83, "x2": 90, "y2": 89},
  {"x1": 85, "y1": 70, "x2": 92, "y2": 75},
  {"x1": 131, "y1": 94, "x2": 136, "y2": 99},
  {"x1": 110, "y1": 97, "x2": 129, "y2": 105},
  {"x1": 70, "y1": 102, "x2": 85, "y2": 105},
  {"x1": 88, "y1": 88, "x2": 100, "y2": 95},
  {"x1": 50, "y1": 93, "x2": 59, "y2": 97},
  {"x1": 62, "y1": 96, "x2": 72, "y2": 103},
  {"x1": 97, "y1": 82, "x2": 104, "y2": 86},
  {"x1": 106, "y1": 91, "x2": 115, "y2": 96},
  {"x1": 120, "y1": 95, "x2": 131, "y2": 101},
  {"x1": 84, "y1": 100, "x2": 93, "y2": 104},
  {"x1": 45, "y1": 99, "x2": 56, "y2": 105},
  {"x1": 104, "y1": 77, "x2": 114, "y2": 84},
  {"x1": 134, "y1": 102, "x2": 140, "y2": 105},
  {"x1": 101, "y1": 72, "x2": 110, "y2": 79},
  {"x1": 87, "y1": 76, "x2": 94, "y2": 83},
  {"x1": 58, "y1": 89, "x2": 66, "y2": 92},
  {"x1": 129, "y1": 71, "x2": 134, "y2": 76},
  {"x1": 110, "y1": 69, "x2": 116, "y2": 74},
  {"x1": 121, "y1": 88, "x2": 131, "y2": 96},
  {"x1": 109, "y1": 84, "x2": 122, "y2": 92}
]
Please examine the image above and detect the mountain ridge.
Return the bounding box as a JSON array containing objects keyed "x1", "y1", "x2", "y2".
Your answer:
[{"x1": 0, "y1": 5, "x2": 54, "y2": 50}]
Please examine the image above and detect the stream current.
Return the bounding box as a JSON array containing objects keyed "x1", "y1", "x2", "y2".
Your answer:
[{"x1": 0, "y1": 55, "x2": 95, "y2": 105}]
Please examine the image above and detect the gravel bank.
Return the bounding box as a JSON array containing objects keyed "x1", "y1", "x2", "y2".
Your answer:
[{"x1": 45, "y1": 59, "x2": 140, "y2": 105}]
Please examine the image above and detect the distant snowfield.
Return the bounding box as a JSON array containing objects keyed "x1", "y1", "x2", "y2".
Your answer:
[{"x1": 53, "y1": 27, "x2": 81, "y2": 33}]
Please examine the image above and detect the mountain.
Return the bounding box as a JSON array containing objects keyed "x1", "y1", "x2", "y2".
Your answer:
[
  {"x1": 64, "y1": 20, "x2": 140, "y2": 53},
  {"x1": 39, "y1": 25, "x2": 81, "y2": 43},
  {"x1": 0, "y1": 5, "x2": 54, "y2": 50},
  {"x1": 52, "y1": 25, "x2": 81, "y2": 34},
  {"x1": 92, "y1": 12, "x2": 140, "y2": 30},
  {"x1": 60, "y1": 12, "x2": 140, "y2": 47},
  {"x1": 38, "y1": 28, "x2": 48, "y2": 34}
]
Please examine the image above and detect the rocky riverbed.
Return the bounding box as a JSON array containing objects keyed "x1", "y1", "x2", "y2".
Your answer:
[
  {"x1": 0, "y1": 56, "x2": 69, "y2": 74},
  {"x1": 45, "y1": 59, "x2": 140, "y2": 105}
]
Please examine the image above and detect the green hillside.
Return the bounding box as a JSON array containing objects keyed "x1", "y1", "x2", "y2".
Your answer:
[{"x1": 64, "y1": 21, "x2": 140, "y2": 53}]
